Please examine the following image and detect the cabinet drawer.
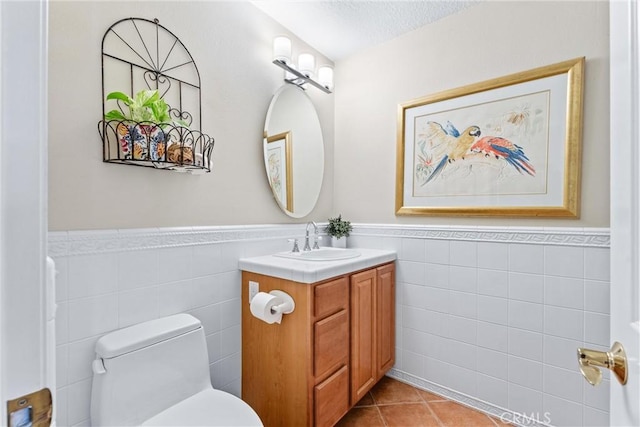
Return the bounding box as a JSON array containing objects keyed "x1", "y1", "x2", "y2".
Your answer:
[
  {"x1": 314, "y1": 277, "x2": 348, "y2": 318},
  {"x1": 314, "y1": 309, "x2": 349, "y2": 378},
  {"x1": 315, "y1": 365, "x2": 349, "y2": 427}
]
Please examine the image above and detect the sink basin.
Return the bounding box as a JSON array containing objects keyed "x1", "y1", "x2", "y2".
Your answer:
[{"x1": 274, "y1": 248, "x2": 361, "y2": 262}]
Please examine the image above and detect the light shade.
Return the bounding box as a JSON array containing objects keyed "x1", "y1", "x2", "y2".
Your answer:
[
  {"x1": 318, "y1": 66, "x2": 334, "y2": 90},
  {"x1": 273, "y1": 36, "x2": 291, "y2": 64},
  {"x1": 298, "y1": 53, "x2": 315, "y2": 77}
]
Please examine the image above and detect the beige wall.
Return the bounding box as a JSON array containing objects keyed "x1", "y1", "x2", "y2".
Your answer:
[
  {"x1": 48, "y1": 1, "x2": 334, "y2": 231},
  {"x1": 334, "y1": 0, "x2": 610, "y2": 227},
  {"x1": 50, "y1": 1, "x2": 610, "y2": 231}
]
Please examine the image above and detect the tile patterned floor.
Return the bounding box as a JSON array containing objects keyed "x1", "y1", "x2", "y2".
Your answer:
[{"x1": 336, "y1": 377, "x2": 507, "y2": 427}]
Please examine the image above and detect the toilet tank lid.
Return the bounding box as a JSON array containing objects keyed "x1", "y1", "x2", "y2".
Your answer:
[{"x1": 96, "y1": 314, "x2": 202, "y2": 359}]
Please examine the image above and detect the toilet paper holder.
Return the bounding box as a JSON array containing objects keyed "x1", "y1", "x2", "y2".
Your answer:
[
  {"x1": 268, "y1": 290, "x2": 295, "y2": 315},
  {"x1": 249, "y1": 290, "x2": 296, "y2": 324}
]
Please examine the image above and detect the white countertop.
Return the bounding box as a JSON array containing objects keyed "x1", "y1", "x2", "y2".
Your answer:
[{"x1": 238, "y1": 248, "x2": 397, "y2": 283}]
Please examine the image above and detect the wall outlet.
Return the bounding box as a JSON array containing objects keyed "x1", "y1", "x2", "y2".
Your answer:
[{"x1": 249, "y1": 281, "x2": 259, "y2": 303}]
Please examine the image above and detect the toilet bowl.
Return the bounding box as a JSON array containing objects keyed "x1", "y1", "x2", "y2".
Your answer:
[{"x1": 90, "y1": 314, "x2": 262, "y2": 426}]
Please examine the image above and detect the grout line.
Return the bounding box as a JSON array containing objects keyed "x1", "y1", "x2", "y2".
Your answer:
[
  {"x1": 421, "y1": 398, "x2": 450, "y2": 403},
  {"x1": 375, "y1": 404, "x2": 388, "y2": 427},
  {"x1": 374, "y1": 400, "x2": 430, "y2": 407},
  {"x1": 489, "y1": 414, "x2": 501, "y2": 427},
  {"x1": 417, "y1": 388, "x2": 449, "y2": 404},
  {"x1": 423, "y1": 400, "x2": 445, "y2": 427},
  {"x1": 416, "y1": 386, "x2": 446, "y2": 427}
]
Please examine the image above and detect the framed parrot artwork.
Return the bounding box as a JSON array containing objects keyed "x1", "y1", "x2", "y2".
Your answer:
[{"x1": 396, "y1": 57, "x2": 584, "y2": 217}]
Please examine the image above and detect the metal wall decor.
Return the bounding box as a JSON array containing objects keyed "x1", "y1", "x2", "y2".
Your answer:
[{"x1": 98, "y1": 17, "x2": 214, "y2": 173}]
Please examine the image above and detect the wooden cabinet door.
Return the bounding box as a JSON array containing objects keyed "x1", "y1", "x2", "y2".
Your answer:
[
  {"x1": 350, "y1": 269, "x2": 377, "y2": 405},
  {"x1": 376, "y1": 263, "x2": 395, "y2": 378}
]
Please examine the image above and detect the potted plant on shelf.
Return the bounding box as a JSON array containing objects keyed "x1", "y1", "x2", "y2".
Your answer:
[
  {"x1": 104, "y1": 89, "x2": 191, "y2": 163},
  {"x1": 325, "y1": 214, "x2": 352, "y2": 248}
]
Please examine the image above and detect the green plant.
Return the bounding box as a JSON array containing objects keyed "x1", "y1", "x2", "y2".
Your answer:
[
  {"x1": 104, "y1": 89, "x2": 188, "y2": 127},
  {"x1": 325, "y1": 214, "x2": 352, "y2": 238}
]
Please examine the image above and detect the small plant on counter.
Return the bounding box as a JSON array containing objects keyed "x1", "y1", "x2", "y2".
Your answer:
[{"x1": 325, "y1": 214, "x2": 352, "y2": 239}]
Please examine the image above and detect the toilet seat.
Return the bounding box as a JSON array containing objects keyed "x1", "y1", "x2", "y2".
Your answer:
[{"x1": 141, "y1": 389, "x2": 262, "y2": 426}]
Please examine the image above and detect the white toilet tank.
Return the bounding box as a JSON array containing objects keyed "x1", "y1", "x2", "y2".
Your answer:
[{"x1": 90, "y1": 314, "x2": 213, "y2": 426}]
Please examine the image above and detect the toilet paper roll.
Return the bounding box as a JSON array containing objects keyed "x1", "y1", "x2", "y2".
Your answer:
[{"x1": 250, "y1": 292, "x2": 284, "y2": 324}]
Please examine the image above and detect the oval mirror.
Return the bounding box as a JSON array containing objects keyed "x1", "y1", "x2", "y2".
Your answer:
[{"x1": 263, "y1": 85, "x2": 324, "y2": 218}]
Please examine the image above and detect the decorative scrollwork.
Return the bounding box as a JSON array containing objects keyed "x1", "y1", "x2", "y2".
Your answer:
[
  {"x1": 144, "y1": 71, "x2": 172, "y2": 98},
  {"x1": 169, "y1": 108, "x2": 193, "y2": 127}
]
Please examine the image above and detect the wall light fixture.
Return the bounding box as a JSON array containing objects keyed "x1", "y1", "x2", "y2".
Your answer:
[{"x1": 272, "y1": 36, "x2": 333, "y2": 94}]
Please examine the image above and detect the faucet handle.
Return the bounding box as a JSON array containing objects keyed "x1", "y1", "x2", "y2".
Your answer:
[
  {"x1": 287, "y1": 238, "x2": 300, "y2": 253},
  {"x1": 313, "y1": 235, "x2": 322, "y2": 250}
]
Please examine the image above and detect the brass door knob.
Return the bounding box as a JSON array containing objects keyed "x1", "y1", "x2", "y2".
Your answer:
[{"x1": 577, "y1": 341, "x2": 627, "y2": 386}]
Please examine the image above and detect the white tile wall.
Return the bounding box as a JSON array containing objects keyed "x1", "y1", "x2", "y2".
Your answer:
[
  {"x1": 478, "y1": 269, "x2": 508, "y2": 297},
  {"x1": 49, "y1": 226, "x2": 299, "y2": 427},
  {"x1": 425, "y1": 239, "x2": 450, "y2": 264},
  {"x1": 348, "y1": 225, "x2": 611, "y2": 427},
  {"x1": 50, "y1": 225, "x2": 610, "y2": 427}
]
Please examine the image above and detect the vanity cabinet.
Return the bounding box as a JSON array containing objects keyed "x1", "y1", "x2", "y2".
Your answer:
[{"x1": 241, "y1": 262, "x2": 395, "y2": 427}]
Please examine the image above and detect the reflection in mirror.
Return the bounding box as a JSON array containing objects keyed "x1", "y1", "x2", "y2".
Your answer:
[
  {"x1": 263, "y1": 85, "x2": 324, "y2": 218},
  {"x1": 266, "y1": 131, "x2": 293, "y2": 212}
]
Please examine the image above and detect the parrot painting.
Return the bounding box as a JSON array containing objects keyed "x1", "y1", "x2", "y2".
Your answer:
[
  {"x1": 421, "y1": 121, "x2": 482, "y2": 185},
  {"x1": 469, "y1": 136, "x2": 536, "y2": 176}
]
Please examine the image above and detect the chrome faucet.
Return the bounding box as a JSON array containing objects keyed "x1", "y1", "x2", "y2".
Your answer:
[{"x1": 304, "y1": 221, "x2": 320, "y2": 251}]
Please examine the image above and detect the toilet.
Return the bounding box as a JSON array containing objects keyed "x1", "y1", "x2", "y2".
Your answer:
[{"x1": 90, "y1": 313, "x2": 263, "y2": 426}]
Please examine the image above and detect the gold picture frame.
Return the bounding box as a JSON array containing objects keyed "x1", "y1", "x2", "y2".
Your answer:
[
  {"x1": 266, "y1": 131, "x2": 293, "y2": 212},
  {"x1": 396, "y1": 57, "x2": 584, "y2": 217}
]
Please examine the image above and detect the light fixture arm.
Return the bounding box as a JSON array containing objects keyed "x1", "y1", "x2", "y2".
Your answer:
[{"x1": 273, "y1": 59, "x2": 332, "y2": 94}]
